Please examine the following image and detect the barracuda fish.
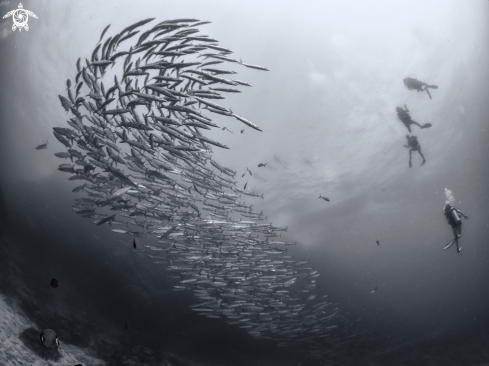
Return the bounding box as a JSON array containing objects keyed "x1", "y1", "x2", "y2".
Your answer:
[
  {"x1": 35, "y1": 140, "x2": 48, "y2": 150},
  {"x1": 53, "y1": 18, "x2": 347, "y2": 359},
  {"x1": 58, "y1": 95, "x2": 72, "y2": 112},
  {"x1": 230, "y1": 113, "x2": 262, "y2": 131},
  {"x1": 102, "y1": 109, "x2": 131, "y2": 116},
  {"x1": 54, "y1": 152, "x2": 71, "y2": 159},
  {"x1": 72, "y1": 184, "x2": 86, "y2": 193},
  {"x1": 58, "y1": 164, "x2": 76, "y2": 174},
  {"x1": 91, "y1": 60, "x2": 114, "y2": 67},
  {"x1": 124, "y1": 70, "x2": 149, "y2": 77},
  {"x1": 96, "y1": 214, "x2": 117, "y2": 226},
  {"x1": 196, "y1": 135, "x2": 229, "y2": 149},
  {"x1": 119, "y1": 122, "x2": 153, "y2": 131},
  {"x1": 210, "y1": 87, "x2": 241, "y2": 93},
  {"x1": 238, "y1": 60, "x2": 270, "y2": 71}
]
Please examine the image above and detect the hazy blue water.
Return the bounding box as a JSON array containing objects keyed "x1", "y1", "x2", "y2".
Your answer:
[{"x1": 1, "y1": 1, "x2": 489, "y2": 365}]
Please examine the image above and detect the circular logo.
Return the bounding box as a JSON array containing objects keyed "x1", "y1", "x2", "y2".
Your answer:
[{"x1": 12, "y1": 8, "x2": 28, "y2": 28}]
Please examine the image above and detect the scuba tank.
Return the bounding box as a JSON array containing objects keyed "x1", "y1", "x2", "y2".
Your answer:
[
  {"x1": 446, "y1": 206, "x2": 461, "y2": 225},
  {"x1": 451, "y1": 208, "x2": 461, "y2": 225},
  {"x1": 403, "y1": 75, "x2": 422, "y2": 90},
  {"x1": 444, "y1": 204, "x2": 461, "y2": 225}
]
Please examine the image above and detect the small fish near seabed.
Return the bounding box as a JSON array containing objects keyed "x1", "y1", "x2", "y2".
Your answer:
[
  {"x1": 319, "y1": 194, "x2": 330, "y2": 202},
  {"x1": 40, "y1": 329, "x2": 59, "y2": 349}
]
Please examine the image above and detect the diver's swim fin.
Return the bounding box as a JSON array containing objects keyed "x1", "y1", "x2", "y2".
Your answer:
[
  {"x1": 443, "y1": 239, "x2": 455, "y2": 250},
  {"x1": 421, "y1": 123, "x2": 432, "y2": 129}
]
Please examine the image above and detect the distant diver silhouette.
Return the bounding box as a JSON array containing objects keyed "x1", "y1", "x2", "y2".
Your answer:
[
  {"x1": 403, "y1": 75, "x2": 438, "y2": 99},
  {"x1": 404, "y1": 135, "x2": 426, "y2": 168},
  {"x1": 396, "y1": 105, "x2": 432, "y2": 132},
  {"x1": 443, "y1": 203, "x2": 468, "y2": 253}
]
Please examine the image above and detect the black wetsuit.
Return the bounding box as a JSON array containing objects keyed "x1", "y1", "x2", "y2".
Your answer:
[
  {"x1": 406, "y1": 136, "x2": 420, "y2": 150},
  {"x1": 403, "y1": 77, "x2": 438, "y2": 99},
  {"x1": 404, "y1": 77, "x2": 428, "y2": 92},
  {"x1": 444, "y1": 205, "x2": 467, "y2": 253},
  {"x1": 405, "y1": 135, "x2": 426, "y2": 167},
  {"x1": 396, "y1": 106, "x2": 428, "y2": 132},
  {"x1": 397, "y1": 108, "x2": 412, "y2": 131}
]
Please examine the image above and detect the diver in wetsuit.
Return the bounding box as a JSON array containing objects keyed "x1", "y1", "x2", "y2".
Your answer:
[
  {"x1": 396, "y1": 105, "x2": 432, "y2": 132},
  {"x1": 403, "y1": 77, "x2": 438, "y2": 99},
  {"x1": 404, "y1": 135, "x2": 426, "y2": 168},
  {"x1": 443, "y1": 203, "x2": 468, "y2": 253}
]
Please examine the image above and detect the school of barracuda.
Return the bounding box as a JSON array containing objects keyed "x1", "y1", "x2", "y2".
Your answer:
[{"x1": 52, "y1": 18, "x2": 369, "y2": 361}]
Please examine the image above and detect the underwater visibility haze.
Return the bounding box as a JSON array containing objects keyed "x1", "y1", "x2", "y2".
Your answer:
[{"x1": 1, "y1": 1, "x2": 489, "y2": 365}]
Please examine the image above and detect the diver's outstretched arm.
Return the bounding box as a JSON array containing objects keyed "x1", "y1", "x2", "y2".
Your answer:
[{"x1": 456, "y1": 209, "x2": 468, "y2": 219}]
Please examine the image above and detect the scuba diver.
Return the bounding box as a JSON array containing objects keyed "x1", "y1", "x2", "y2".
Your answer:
[
  {"x1": 403, "y1": 76, "x2": 438, "y2": 99},
  {"x1": 396, "y1": 104, "x2": 432, "y2": 132},
  {"x1": 443, "y1": 203, "x2": 468, "y2": 253},
  {"x1": 404, "y1": 135, "x2": 426, "y2": 168}
]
